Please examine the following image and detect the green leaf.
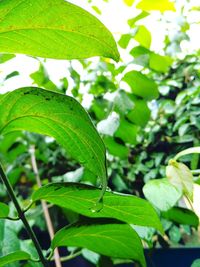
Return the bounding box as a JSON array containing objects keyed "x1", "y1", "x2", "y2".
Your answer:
[
  {"x1": 0, "y1": 53, "x2": 15, "y2": 64},
  {"x1": 0, "y1": 87, "x2": 107, "y2": 198},
  {"x1": 191, "y1": 259, "x2": 200, "y2": 267},
  {"x1": 103, "y1": 137, "x2": 129, "y2": 159},
  {"x1": 0, "y1": 251, "x2": 30, "y2": 266},
  {"x1": 32, "y1": 182, "x2": 163, "y2": 232},
  {"x1": 166, "y1": 160, "x2": 193, "y2": 201},
  {"x1": 0, "y1": 202, "x2": 9, "y2": 218},
  {"x1": 128, "y1": 11, "x2": 149, "y2": 28},
  {"x1": 114, "y1": 119, "x2": 139, "y2": 145},
  {"x1": 123, "y1": 71, "x2": 159, "y2": 100},
  {"x1": 162, "y1": 207, "x2": 199, "y2": 228},
  {"x1": 174, "y1": 147, "x2": 200, "y2": 161},
  {"x1": 136, "y1": 0, "x2": 176, "y2": 12},
  {"x1": 126, "y1": 97, "x2": 150, "y2": 127},
  {"x1": 149, "y1": 53, "x2": 173, "y2": 73},
  {"x1": 52, "y1": 219, "x2": 146, "y2": 267},
  {"x1": 143, "y1": 179, "x2": 182, "y2": 211},
  {"x1": 123, "y1": 0, "x2": 135, "y2": 6},
  {"x1": 118, "y1": 34, "x2": 132, "y2": 49},
  {"x1": 134, "y1": 26, "x2": 151, "y2": 49},
  {"x1": 0, "y1": 0, "x2": 119, "y2": 61}
]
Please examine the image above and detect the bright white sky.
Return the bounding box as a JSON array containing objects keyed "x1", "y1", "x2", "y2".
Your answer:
[{"x1": 0, "y1": 0, "x2": 200, "y2": 94}]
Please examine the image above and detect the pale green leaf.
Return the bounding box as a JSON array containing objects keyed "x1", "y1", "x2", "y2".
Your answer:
[
  {"x1": 174, "y1": 147, "x2": 200, "y2": 161},
  {"x1": 149, "y1": 53, "x2": 173, "y2": 73},
  {"x1": 0, "y1": 202, "x2": 9, "y2": 218},
  {"x1": 128, "y1": 11, "x2": 149, "y2": 28},
  {"x1": 0, "y1": 251, "x2": 30, "y2": 266},
  {"x1": 136, "y1": 0, "x2": 176, "y2": 12},
  {"x1": 166, "y1": 160, "x2": 193, "y2": 201},
  {"x1": 0, "y1": 87, "x2": 107, "y2": 197},
  {"x1": 32, "y1": 182, "x2": 163, "y2": 232},
  {"x1": 123, "y1": 71, "x2": 159, "y2": 100},
  {"x1": 0, "y1": 0, "x2": 119, "y2": 61},
  {"x1": 123, "y1": 0, "x2": 135, "y2": 6},
  {"x1": 134, "y1": 26, "x2": 151, "y2": 49},
  {"x1": 52, "y1": 219, "x2": 146, "y2": 267},
  {"x1": 143, "y1": 179, "x2": 182, "y2": 211}
]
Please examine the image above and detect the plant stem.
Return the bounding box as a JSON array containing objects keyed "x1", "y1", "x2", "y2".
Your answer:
[
  {"x1": 0, "y1": 162, "x2": 49, "y2": 267},
  {"x1": 29, "y1": 145, "x2": 62, "y2": 267}
]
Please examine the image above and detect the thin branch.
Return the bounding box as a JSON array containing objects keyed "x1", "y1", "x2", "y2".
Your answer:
[
  {"x1": 29, "y1": 145, "x2": 62, "y2": 267},
  {"x1": 0, "y1": 162, "x2": 49, "y2": 267}
]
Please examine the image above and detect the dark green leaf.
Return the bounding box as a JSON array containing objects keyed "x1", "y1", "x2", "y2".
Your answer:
[
  {"x1": 115, "y1": 119, "x2": 139, "y2": 145},
  {"x1": 104, "y1": 137, "x2": 129, "y2": 159},
  {"x1": 0, "y1": 87, "x2": 107, "y2": 194},
  {"x1": 0, "y1": 251, "x2": 30, "y2": 266},
  {"x1": 123, "y1": 71, "x2": 159, "y2": 100},
  {"x1": 0, "y1": 0, "x2": 119, "y2": 61},
  {"x1": 126, "y1": 97, "x2": 150, "y2": 127},
  {"x1": 0, "y1": 202, "x2": 9, "y2": 218},
  {"x1": 52, "y1": 219, "x2": 146, "y2": 267},
  {"x1": 32, "y1": 182, "x2": 163, "y2": 232},
  {"x1": 161, "y1": 207, "x2": 199, "y2": 228}
]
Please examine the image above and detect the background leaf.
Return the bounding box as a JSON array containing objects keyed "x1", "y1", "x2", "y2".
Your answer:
[
  {"x1": 161, "y1": 207, "x2": 199, "y2": 228},
  {"x1": 143, "y1": 179, "x2": 182, "y2": 211},
  {"x1": 0, "y1": 202, "x2": 9, "y2": 218},
  {"x1": 136, "y1": 0, "x2": 176, "y2": 12},
  {"x1": 166, "y1": 161, "x2": 193, "y2": 201},
  {"x1": 0, "y1": 0, "x2": 119, "y2": 61},
  {"x1": 123, "y1": 71, "x2": 159, "y2": 100}
]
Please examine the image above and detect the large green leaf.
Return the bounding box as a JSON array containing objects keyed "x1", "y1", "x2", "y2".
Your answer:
[
  {"x1": 0, "y1": 0, "x2": 119, "y2": 61},
  {"x1": 123, "y1": 71, "x2": 158, "y2": 100},
  {"x1": 136, "y1": 0, "x2": 176, "y2": 12},
  {"x1": 0, "y1": 87, "x2": 107, "y2": 197},
  {"x1": 143, "y1": 179, "x2": 182, "y2": 211},
  {"x1": 32, "y1": 182, "x2": 163, "y2": 232},
  {"x1": 0, "y1": 251, "x2": 30, "y2": 266},
  {"x1": 52, "y1": 219, "x2": 146, "y2": 267},
  {"x1": 0, "y1": 202, "x2": 9, "y2": 218}
]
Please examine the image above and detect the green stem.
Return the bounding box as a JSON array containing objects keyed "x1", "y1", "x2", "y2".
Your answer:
[{"x1": 0, "y1": 163, "x2": 49, "y2": 267}]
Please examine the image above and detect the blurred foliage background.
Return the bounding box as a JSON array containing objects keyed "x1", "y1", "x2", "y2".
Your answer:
[{"x1": 0, "y1": 0, "x2": 200, "y2": 266}]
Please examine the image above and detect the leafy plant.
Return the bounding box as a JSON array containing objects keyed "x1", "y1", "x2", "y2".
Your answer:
[{"x1": 0, "y1": 0, "x2": 163, "y2": 267}]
